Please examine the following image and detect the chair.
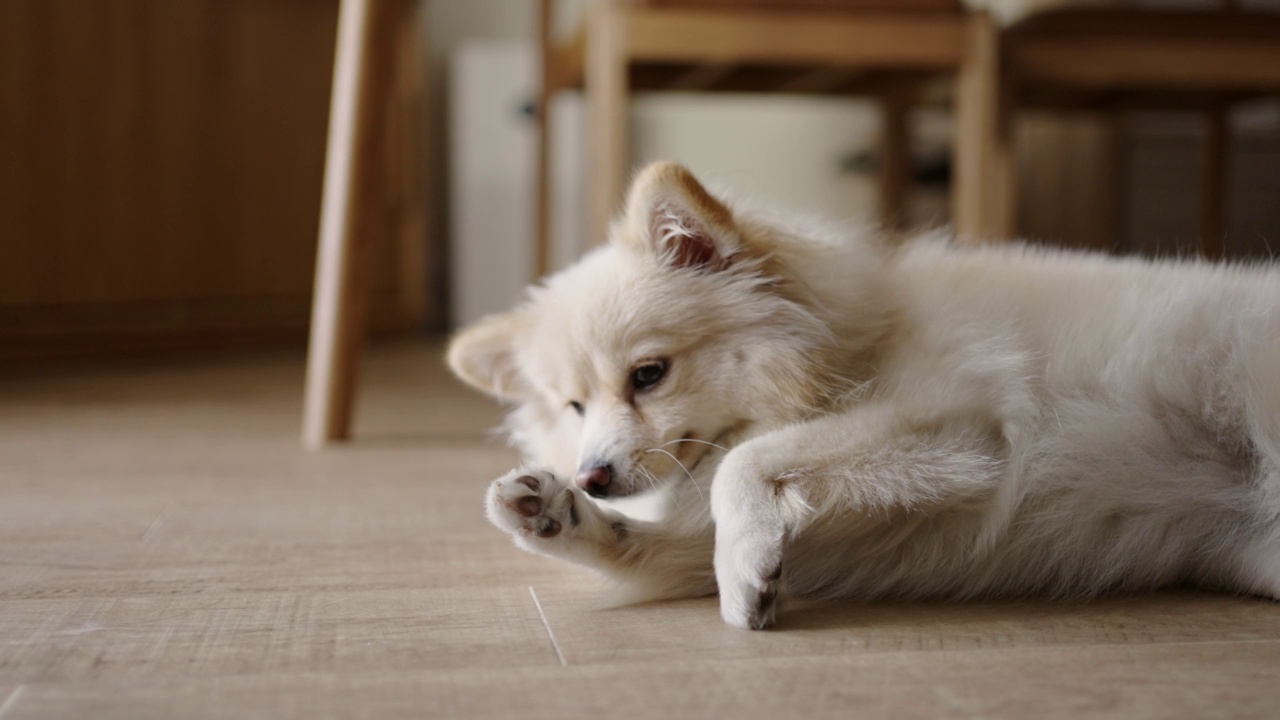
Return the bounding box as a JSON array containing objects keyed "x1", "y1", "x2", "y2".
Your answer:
[
  {"x1": 983, "y1": 4, "x2": 1280, "y2": 253},
  {"x1": 531, "y1": 0, "x2": 1007, "y2": 276},
  {"x1": 302, "y1": 0, "x2": 1008, "y2": 447}
]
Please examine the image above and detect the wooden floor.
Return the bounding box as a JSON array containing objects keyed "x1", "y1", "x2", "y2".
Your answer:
[{"x1": 1, "y1": 342, "x2": 1278, "y2": 719}]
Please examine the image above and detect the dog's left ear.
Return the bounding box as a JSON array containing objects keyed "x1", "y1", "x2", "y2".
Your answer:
[
  {"x1": 446, "y1": 311, "x2": 528, "y2": 400},
  {"x1": 618, "y1": 162, "x2": 748, "y2": 272}
]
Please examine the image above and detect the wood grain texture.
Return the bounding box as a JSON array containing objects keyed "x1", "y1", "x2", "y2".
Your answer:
[
  {"x1": 302, "y1": 0, "x2": 386, "y2": 448},
  {"x1": 1016, "y1": 114, "x2": 1119, "y2": 251},
  {"x1": 0, "y1": 0, "x2": 428, "y2": 361},
  {"x1": 625, "y1": 8, "x2": 965, "y2": 68},
  {"x1": 999, "y1": 8, "x2": 1280, "y2": 250},
  {"x1": 1007, "y1": 38, "x2": 1280, "y2": 93},
  {"x1": 6, "y1": 643, "x2": 1280, "y2": 720},
  {"x1": 953, "y1": 10, "x2": 1013, "y2": 241},
  {"x1": 585, "y1": 0, "x2": 630, "y2": 246},
  {"x1": 531, "y1": 583, "x2": 1280, "y2": 664},
  {"x1": 1002, "y1": 9, "x2": 1280, "y2": 106},
  {"x1": 635, "y1": 0, "x2": 960, "y2": 10},
  {"x1": 0, "y1": 588, "x2": 557, "y2": 683},
  {"x1": 0, "y1": 342, "x2": 1277, "y2": 718},
  {"x1": 878, "y1": 91, "x2": 912, "y2": 231},
  {"x1": 1201, "y1": 105, "x2": 1229, "y2": 260}
]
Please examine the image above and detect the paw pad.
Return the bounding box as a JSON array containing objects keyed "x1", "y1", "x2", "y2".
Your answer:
[
  {"x1": 534, "y1": 518, "x2": 561, "y2": 538},
  {"x1": 514, "y1": 495, "x2": 542, "y2": 518},
  {"x1": 486, "y1": 469, "x2": 573, "y2": 542}
]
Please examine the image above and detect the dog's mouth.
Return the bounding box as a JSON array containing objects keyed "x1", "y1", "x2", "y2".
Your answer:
[{"x1": 606, "y1": 423, "x2": 746, "y2": 499}]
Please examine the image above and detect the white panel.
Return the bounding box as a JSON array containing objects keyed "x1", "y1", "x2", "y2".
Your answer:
[
  {"x1": 548, "y1": 93, "x2": 884, "y2": 260},
  {"x1": 549, "y1": 91, "x2": 590, "y2": 270},
  {"x1": 632, "y1": 94, "x2": 878, "y2": 223},
  {"x1": 452, "y1": 45, "x2": 890, "y2": 327},
  {"x1": 448, "y1": 44, "x2": 536, "y2": 328}
]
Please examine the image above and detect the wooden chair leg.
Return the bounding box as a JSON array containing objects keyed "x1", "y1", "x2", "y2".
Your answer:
[
  {"x1": 534, "y1": 0, "x2": 554, "y2": 279},
  {"x1": 879, "y1": 91, "x2": 912, "y2": 232},
  {"x1": 390, "y1": 4, "x2": 429, "y2": 324},
  {"x1": 533, "y1": 94, "x2": 553, "y2": 280},
  {"x1": 585, "y1": 0, "x2": 629, "y2": 245},
  {"x1": 953, "y1": 10, "x2": 1014, "y2": 243},
  {"x1": 1201, "y1": 104, "x2": 1230, "y2": 260},
  {"x1": 987, "y1": 99, "x2": 1016, "y2": 241},
  {"x1": 1094, "y1": 113, "x2": 1123, "y2": 253},
  {"x1": 302, "y1": 0, "x2": 398, "y2": 449}
]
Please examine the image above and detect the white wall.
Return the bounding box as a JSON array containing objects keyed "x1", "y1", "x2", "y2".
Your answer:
[
  {"x1": 449, "y1": 44, "x2": 537, "y2": 328},
  {"x1": 449, "y1": 43, "x2": 892, "y2": 327}
]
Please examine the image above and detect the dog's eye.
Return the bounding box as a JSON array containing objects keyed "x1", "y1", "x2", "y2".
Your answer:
[
  {"x1": 568, "y1": 401, "x2": 584, "y2": 416},
  {"x1": 630, "y1": 361, "x2": 667, "y2": 392}
]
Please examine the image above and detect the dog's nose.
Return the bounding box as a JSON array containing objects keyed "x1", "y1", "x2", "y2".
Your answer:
[{"x1": 575, "y1": 464, "x2": 613, "y2": 498}]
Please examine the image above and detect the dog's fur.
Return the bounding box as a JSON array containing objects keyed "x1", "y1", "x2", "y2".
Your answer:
[{"x1": 448, "y1": 162, "x2": 1280, "y2": 630}]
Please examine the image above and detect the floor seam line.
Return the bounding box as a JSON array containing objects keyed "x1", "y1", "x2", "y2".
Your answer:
[
  {"x1": 528, "y1": 585, "x2": 567, "y2": 667},
  {"x1": 140, "y1": 501, "x2": 172, "y2": 543},
  {"x1": 0, "y1": 685, "x2": 26, "y2": 719}
]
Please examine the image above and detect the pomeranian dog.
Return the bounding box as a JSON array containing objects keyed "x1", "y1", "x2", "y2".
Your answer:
[{"x1": 448, "y1": 161, "x2": 1280, "y2": 630}]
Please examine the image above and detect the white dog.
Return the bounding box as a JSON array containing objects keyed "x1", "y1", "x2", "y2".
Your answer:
[{"x1": 448, "y1": 161, "x2": 1280, "y2": 630}]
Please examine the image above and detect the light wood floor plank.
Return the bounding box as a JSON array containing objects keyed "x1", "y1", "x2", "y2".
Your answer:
[
  {"x1": 1, "y1": 343, "x2": 1277, "y2": 718},
  {"x1": 1, "y1": 534, "x2": 582, "y2": 602},
  {"x1": 532, "y1": 584, "x2": 1280, "y2": 664},
  {"x1": 0, "y1": 587, "x2": 558, "y2": 683},
  {"x1": 0, "y1": 685, "x2": 23, "y2": 720},
  {"x1": 6, "y1": 641, "x2": 1279, "y2": 720}
]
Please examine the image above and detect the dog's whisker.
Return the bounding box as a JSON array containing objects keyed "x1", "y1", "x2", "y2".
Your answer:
[
  {"x1": 638, "y1": 465, "x2": 657, "y2": 491},
  {"x1": 640, "y1": 466, "x2": 663, "y2": 495},
  {"x1": 660, "y1": 437, "x2": 729, "y2": 453},
  {"x1": 638, "y1": 465, "x2": 674, "y2": 504},
  {"x1": 643, "y1": 448, "x2": 704, "y2": 501}
]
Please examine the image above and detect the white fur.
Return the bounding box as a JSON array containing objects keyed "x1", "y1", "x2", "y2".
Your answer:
[{"x1": 449, "y1": 162, "x2": 1280, "y2": 630}]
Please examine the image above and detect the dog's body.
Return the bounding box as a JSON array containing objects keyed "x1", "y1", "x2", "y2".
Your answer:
[{"x1": 449, "y1": 162, "x2": 1280, "y2": 629}]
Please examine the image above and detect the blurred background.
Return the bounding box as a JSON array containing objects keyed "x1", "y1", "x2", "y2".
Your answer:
[
  {"x1": 1, "y1": 0, "x2": 1278, "y2": 367},
  {"x1": 4, "y1": 4, "x2": 1279, "y2": 711}
]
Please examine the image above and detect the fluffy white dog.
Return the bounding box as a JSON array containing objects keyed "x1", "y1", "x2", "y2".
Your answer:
[{"x1": 448, "y1": 161, "x2": 1280, "y2": 630}]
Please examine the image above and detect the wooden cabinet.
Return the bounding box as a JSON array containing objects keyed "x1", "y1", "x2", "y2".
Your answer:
[{"x1": 0, "y1": 0, "x2": 431, "y2": 361}]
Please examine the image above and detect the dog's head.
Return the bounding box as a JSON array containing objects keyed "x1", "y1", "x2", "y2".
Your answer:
[{"x1": 448, "y1": 162, "x2": 869, "y2": 498}]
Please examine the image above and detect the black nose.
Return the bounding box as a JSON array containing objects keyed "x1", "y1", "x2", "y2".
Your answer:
[{"x1": 575, "y1": 464, "x2": 613, "y2": 498}]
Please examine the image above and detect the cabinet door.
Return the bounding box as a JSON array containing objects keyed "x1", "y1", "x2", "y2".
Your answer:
[{"x1": 0, "y1": 0, "x2": 429, "y2": 360}]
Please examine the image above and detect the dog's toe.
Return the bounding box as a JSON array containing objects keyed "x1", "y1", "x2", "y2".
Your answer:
[
  {"x1": 514, "y1": 495, "x2": 542, "y2": 518},
  {"x1": 719, "y1": 562, "x2": 784, "y2": 631},
  {"x1": 750, "y1": 564, "x2": 782, "y2": 629},
  {"x1": 747, "y1": 564, "x2": 783, "y2": 630}
]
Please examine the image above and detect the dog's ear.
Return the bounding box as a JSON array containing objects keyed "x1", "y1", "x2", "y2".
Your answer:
[
  {"x1": 446, "y1": 312, "x2": 527, "y2": 400},
  {"x1": 619, "y1": 162, "x2": 745, "y2": 272}
]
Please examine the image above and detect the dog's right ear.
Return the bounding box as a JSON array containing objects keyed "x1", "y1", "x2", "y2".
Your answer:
[
  {"x1": 617, "y1": 161, "x2": 746, "y2": 272},
  {"x1": 446, "y1": 312, "x2": 526, "y2": 400}
]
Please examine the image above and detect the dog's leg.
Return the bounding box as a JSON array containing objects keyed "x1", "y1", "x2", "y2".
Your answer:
[
  {"x1": 712, "y1": 404, "x2": 1005, "y2": 630},
  {"x1": 487, "y1": 468, "x2": 716, "y2": 598}
]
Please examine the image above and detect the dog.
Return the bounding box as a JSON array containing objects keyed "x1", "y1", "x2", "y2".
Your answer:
[{"x1": 447, "y1": 161, "x2": 1280, "y2": 630}]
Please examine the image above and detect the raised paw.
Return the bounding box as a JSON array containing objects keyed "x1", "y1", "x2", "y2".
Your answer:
[{"x1": 485, "y1": 468, "x2": 578, "y2": 541}]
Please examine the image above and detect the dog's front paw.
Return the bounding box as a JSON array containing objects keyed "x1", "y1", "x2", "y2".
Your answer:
[
  {"x1": 716, "y1": 560, "x2": 784, "y2": 631},
  {"x1": 486, "y1": 468, "x2": 577, "y2": 541},
  {"x1": 714, "y1": 526, "x2": 785, "y2": 630}
]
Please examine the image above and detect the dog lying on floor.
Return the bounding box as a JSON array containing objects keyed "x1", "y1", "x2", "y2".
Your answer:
[{"x1": 447, "y1": 161, "x2": 1280, "y2": 630}]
